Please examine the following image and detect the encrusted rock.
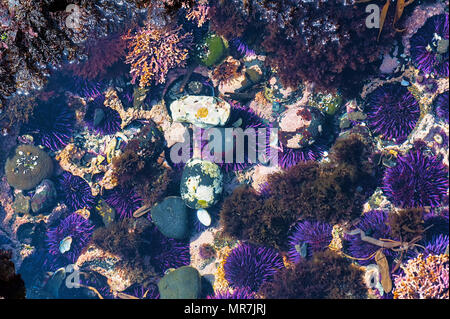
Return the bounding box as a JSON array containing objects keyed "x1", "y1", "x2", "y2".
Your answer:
[
  {"x1": 31, "y1": 179, "x2": 56, "y2": 214},
  {"x1": 12, "y1": 193, "x2": 30, "y2": 215},
  {"x1": 180, "y1": 159, "x2": 223, "y2": 209},
  {"x1": 170, "y1": 96, "x2": 231, "y2": 128},
  {"x1": 5, "y1": 145, "x2": 53, "y2": 191},
  {"x1": 279, "y1": 106, "x2": 325, "y2": 149}
]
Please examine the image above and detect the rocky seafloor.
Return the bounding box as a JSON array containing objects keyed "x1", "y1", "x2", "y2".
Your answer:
[{"x1": 0, "y1": 0, "x2": 449, "y2": 299}]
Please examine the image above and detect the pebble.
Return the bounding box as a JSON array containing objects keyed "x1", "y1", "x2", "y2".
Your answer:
[{"x1": 196, "y1": 209, "x2": 211, "y2": 227}]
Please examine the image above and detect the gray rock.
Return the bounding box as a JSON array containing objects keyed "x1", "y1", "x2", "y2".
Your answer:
[
  {"x1": 158, "y1": 266, "x2": 202, "y2": 299},
  {"x1": 151, "y1": 196, "x2": 190, "y2": 240}
]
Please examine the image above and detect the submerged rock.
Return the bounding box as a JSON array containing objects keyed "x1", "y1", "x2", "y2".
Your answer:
[
  {"x1": 151, "y1": 196, "x2": 189, "y2": 240},
  {"x1": 158, "y1": 266, "x2": 202, "y2": 299},
  {"x1": 170, "y1": 96, "x2": 231, "y2": 128},
  {"x1": 180, "y1": 159, "x2": 223, "y2": 209},
  {"x1": 279, "y1": 106, "x2": 325, "y2": 149},
  {"x1": 12, "y1": 193, "x2": 30, "y2": 215},
  {"x1": 5, "y1": 145, "x2": 53, "y2": 191},
  {"x1": 31, "y1": 179, "x2": 56, "y2": 214}
]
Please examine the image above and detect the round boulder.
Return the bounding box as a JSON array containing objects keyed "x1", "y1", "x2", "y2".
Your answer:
[
  {"x1": 151, "y1": 196, "x2": 190, "y2": 240},
  {"x1": 158, "y1": 266, "x2": 202, "y2": 299}
]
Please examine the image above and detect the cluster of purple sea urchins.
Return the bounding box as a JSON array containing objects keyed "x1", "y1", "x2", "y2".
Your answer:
[
  {"x1": 364, "y1": 83, "x2": 421, "y2": 143},
  {"x1": 209, "y1": 0, "x2": 398, "y2": 95},
  {"x1": 382, "y1": 149, "x2": 449, "y2": 209},
  {"x1": 410, "y1": 13, "x2": 449, "y2": 77},
  {"x1": 46, "y1": 213, "x2": 94, "y2": 264},
  {"x1": 223, "y1": 243, "x2": 284, "y2": 292}
]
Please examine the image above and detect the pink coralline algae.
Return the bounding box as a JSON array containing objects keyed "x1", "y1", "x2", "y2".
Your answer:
[
  {"x1": 393, "y1": 253, "x2": 449, "y2": 299},
  {"x1": 123, "y1": 23, "x2": 193, "y2": 87}
]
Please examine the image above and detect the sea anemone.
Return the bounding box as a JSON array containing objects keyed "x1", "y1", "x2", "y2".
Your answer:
[
  {"x1": 24, "y1": 97, "x2": 75, "y2": 151},
  {"x1": 84, "y1": 95, "x2": 122, "y2": 135},
  {"x1": 59, "y1": 172, "x2": 95, "y2": 211},
  {"x1": 223, "y1": 242, "x2": 284, "y2": 292},
  {"x1": 104, "y1": 187, "x2": 142, "y2": 219},
  {"x1": 208, "y1": 287, "x2": 257, "y2": 299},
  {"x1": 382, "y1": 150, "x2": 449, "y2": 208},
  {"x1": 434, "y1": 91, "x2": 449, "y2": 122},
  {"x1": 345, "y1": 210, "x2": 393, "y2": 266},
  {"x1": 410, "y1": 14, "x2": 449, "y2": 77},
  {"x1": 364, "y1": 83, "x2": 420, "y2": 143},
  {"x1": 287, "y1": 221, "x2": 333, "y2": 263},
  {"x1": 46, "y1": 213, "x2": 94, "y2": 264}
]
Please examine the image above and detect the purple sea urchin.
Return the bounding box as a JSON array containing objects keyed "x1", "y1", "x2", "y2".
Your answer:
[
  {"x1": 345, "y1": 210, "x2": 393, "y2": 266},
  {"x1": 435, "y1": 91, "x2": 449, "y2": 122},
  {"x1": 287, "y1": 221, "x2": 332, "y2": 263},
  {"x1": 84, "y1": 95, "x2": 122, "y2": 135},
  {"x1": 424, "y1": 210, "x2": 449, "y2": 242},
  {"x1": 410, "y1": 14, "x2": 449, "y2": 77},
  {"x1": 224, "y1": 243, "x2": 284, "y2": 292},
  {"x1": 46, "y1": 213, "x2": 94, "y2": 263},
  {"x1": 104, "y1": 187, "x2": 142, "y2": 219},
  {"x1": 146, "y1": 225, "x2": 190, "y2": 275},
  {"x1": 208, "y1": 287, "x2": 257, "y2": 299},
  {"x1": 24, "y1": 97, "x2": 75, "y2": 151},
  {"x1": 277, "y1": 143, "x2": 323, "y2": 169},
  {"x1": 230, "y1": 38, "x2": 255, "y2": 58},
  {"x1": 382, "y1": 150, "x2": 449, "y2": 208},
  {"x1": 365, "y1": 83, "x2": 420, "y2": 143},
  {"x1": 423, "y1": 234, "x2": 449, "y2": 256},
  {"x1": 59, "y1": 173, "x2": 95, "y2": 211}
]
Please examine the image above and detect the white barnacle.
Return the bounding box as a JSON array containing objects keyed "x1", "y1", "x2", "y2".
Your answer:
[{"x1": 195, "y1": 185, "x2": 214, "y2": 204}]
